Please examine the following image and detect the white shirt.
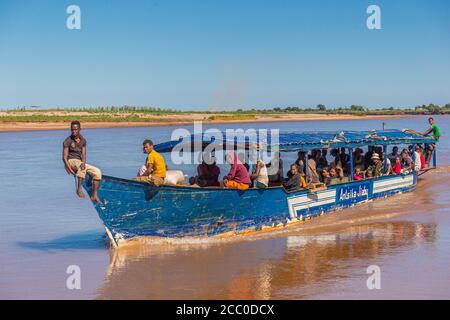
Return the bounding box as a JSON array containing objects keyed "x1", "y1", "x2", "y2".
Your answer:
[
  {"x1": 384, "y1": 158, "x2": 392, "y2": 174},
  {"x1": 414, "y1": 151, "x2": 421, "y2": 171},
  {"x1": 256, "y1": 163, "x2": 269, "y2": 187}
]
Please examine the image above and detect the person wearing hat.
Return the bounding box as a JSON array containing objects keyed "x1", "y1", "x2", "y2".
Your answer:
[{"x1": 367, "y1": 152, "x2": 383, "y2": 178}]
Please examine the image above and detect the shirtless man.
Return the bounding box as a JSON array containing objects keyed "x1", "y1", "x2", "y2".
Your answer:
[{"x1": 62, "y1": 121, "x2": 102, "y2": 204}]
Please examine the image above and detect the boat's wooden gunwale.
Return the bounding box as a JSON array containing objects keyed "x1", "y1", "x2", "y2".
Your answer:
[{"x1": 99, "y1": 172, "x2": 415, "y2": 195}]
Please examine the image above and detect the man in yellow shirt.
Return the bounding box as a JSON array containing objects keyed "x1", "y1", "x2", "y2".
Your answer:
[{"x1": 134, "y1": 139, "x2": 167, "y2": 186}]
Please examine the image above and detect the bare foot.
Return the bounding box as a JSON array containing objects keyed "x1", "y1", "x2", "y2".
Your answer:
[
  {"x1": 77, "y1": 190, "x2": 86, "y2": 198},
  {"x1": 90, "y1": 195, "x2": 102, "y2": 205}
]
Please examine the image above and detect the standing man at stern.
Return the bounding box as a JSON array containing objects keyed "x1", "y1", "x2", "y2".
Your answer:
[
  {"x1": 423, "y1": 117, "x2": 441, "y2": 166},
  {"x1": 62, "y1": 121, "x2": 102, "y2": 204},
  {"x1": 423, "y1": 117, "x2": 441, "y2": 141}
]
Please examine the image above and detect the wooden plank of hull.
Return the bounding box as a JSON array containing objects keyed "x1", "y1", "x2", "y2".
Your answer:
[{"x1": 83, "y1": 173, "x2": 416, "y2": 246}]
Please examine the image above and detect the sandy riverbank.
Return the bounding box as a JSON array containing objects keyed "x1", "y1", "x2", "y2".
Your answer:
[{"x1": 0, "y1": 112, "x2": 404, "y2": 132}]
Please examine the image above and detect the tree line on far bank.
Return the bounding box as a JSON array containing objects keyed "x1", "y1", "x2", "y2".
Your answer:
[
  {"x1": 235, "y1": 103, "x2": 450, "y2": 115},
  {"x1": 5, "y1": 103, "x2": 450, "y2": 116}
]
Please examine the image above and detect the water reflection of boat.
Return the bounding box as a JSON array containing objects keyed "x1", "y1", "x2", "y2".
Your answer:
[
  {"x1": 97, "y1": 221, "x2": 437, "y2": 299},
  {"x1": 83, "y1": 129, "x2": 436, "y2": 247}
]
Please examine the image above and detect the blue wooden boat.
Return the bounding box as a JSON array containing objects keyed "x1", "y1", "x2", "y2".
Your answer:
[{"x1": 83, "y1": 129, "x2": 437, "y2": 247}]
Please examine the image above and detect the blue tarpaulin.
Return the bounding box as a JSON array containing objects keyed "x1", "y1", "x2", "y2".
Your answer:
[{"x1": 155, "y1": 129, "x2": 436, "y2": 152}]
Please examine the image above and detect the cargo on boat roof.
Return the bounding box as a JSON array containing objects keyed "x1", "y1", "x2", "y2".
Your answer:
[{"x1": 154, "y1": 129, "x2": 437, "y2": 153}]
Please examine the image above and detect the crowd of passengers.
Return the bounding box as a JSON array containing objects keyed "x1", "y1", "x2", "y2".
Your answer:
[
  {"x1": 134, "y1": 139, "x2": 434, "y2": 192},
  {"x1": 285, "y1": 144, "x2": 432, "y2": 191},
  {"x1": 185, "y1": 144, "x2": 433, "y2": 192}
]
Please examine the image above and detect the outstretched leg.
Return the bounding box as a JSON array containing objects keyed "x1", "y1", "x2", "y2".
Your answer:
[
  {"x1": 85, "y1": 163, "x2": 102, "y2": 204},
  {"x1": 90, "y1": 179, "x2": 102, "y2": 204},
  {"x1": 76, "y1": 177, "x2": 85, "y2": 198}
]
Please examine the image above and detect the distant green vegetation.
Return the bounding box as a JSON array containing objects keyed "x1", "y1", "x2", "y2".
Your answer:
[
  {"x1": 0, "y1": 114, "x2": 188, "y2": 123},
  {"x1": 231, "y1": 103, "x2": 450, "y2": 115},
  {"x1": 6, "y1": 103, "x2": 450, "y2": 115},
  {"x1": 208, "y1": 114, "x2": 257, "y2": 121},
  {"x1": 5, "y1": 106, "x2": 186, "y2": 115},
  {"x1": 2, "y1": 103, "x2": 449, "y2": 123}
]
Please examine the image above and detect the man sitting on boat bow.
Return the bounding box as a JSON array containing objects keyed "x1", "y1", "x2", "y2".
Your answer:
[{"x1": 62, "y1": 121, "x2": 102, "y2": 204}]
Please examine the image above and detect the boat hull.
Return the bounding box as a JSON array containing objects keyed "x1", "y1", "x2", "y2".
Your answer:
[{"x1": 84, "y1": 173, "x2": 416, "y2": 246}]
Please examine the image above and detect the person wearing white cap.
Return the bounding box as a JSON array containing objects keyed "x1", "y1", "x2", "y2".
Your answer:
[{"x1": 367, "y1": 152, "x2": 383, "y2": 178}]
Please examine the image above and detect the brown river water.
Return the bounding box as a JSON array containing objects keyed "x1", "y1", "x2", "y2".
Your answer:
[
  {"x1": 0, "y1": 117, "x2": 449, "y2": 299},
  {"x1": 98, "y1": 167, "x2": 450, "y2": 299}
]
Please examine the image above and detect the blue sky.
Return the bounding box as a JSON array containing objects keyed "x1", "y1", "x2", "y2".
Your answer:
[{"x1": 0, "y1": 0, "x2": 449, "y2": 110}]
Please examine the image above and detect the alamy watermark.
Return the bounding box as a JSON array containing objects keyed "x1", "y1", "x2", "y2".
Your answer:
[
  {"x1": 66, "y1": 5, "x2": 81, "y2": 30},
  {"x1": 66, "y1": 265, "x2": 81, "y2": 290},
  {"x1": 367, "y1": 5, "x2": 381, "y2": 30},
  {"x1": 366, "y1": 265, "x2": 381, "y2": 290},
  {"x1": 169, "y1": 122, "x2": 280, "y2": 175},
  {"x1": 65, "y1": 5, "x2": 381, "y2": 31}
]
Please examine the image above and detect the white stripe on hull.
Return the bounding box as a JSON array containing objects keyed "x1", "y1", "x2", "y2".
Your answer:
[
  {"x1": 287, "y1": 190, "x2": 337, "y2": 218},
  {"x1": 373, "y1": 175, "x2": 414, "y2": 194},
  {"x1": 287, "y1": 174, "x2": 415, "y2": 219}
]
